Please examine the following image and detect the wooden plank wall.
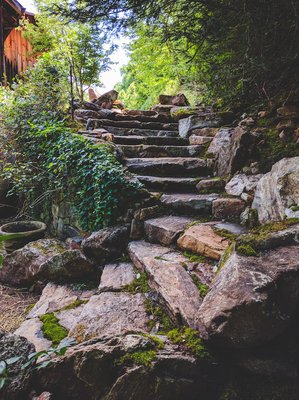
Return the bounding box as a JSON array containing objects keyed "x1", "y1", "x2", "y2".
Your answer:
[{"x1": 4, "y1": 28, "x2": 35, "y2": 82}]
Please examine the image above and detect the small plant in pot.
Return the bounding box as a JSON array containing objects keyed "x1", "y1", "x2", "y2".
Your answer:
[{"x1": 0, "y1": 221, "x2": 47, "y2": 253}]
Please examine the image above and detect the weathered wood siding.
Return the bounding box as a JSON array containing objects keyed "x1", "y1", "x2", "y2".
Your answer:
[{"x1": 4, "y1": 28, "x2": 34, "y2": 82}]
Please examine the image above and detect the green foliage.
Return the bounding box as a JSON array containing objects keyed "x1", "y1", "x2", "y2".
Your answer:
[
  {"x1": 0, "y1": 56, "x2": 141, "y2": 231},
  {"x1": 115, "y1": 24, "x2": 204, "y2": 109},
  {"x1": 21, "y1": 0, "x2": 112, "y2": 101},
  {"x1": 59, "y1": 0, "x2": 299, "y2": 107},
  {"x1": 236, "y1": 245, "x2": 258, "y2": 257},
  {"x1": 183, "y1": 250, "x2": 214, "y2": 265},
  {"x1": 125, "y1": 272, "x2": 150, "y2": 294},
  {"x1": 257, "y1": 129, "x2": 299, "y2": 172},
  {"x1": 142, "y1": 334, "x2": 165, "y2": 350},
  {"x1": 191, "y1": 275, "x2": 209, "y2": 298},
  {"x1": 59, "y1": 299, "x2": 88, "y2": 311},
  {"x1": 167, "y1": 327, "x2": 210, "y2": 359},
  {"x1": 144, "y1": 299, "x2": 175, "y2": 333},
  {"x1": 117, "y1": 350, "x2": 157, "y2": 367},
  {"x1": 39, "y1": 313, "x2": 69, "y2": 346}
]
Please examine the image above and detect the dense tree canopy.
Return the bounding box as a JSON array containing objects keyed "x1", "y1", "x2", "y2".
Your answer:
[{"x1": 51, "y1": 0, "x2": 299, "y2": 108}]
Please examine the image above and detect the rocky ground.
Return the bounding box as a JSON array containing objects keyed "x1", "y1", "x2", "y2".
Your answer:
[{"x1": 1, "y1": 97, "x2": 299, "y2": 399}]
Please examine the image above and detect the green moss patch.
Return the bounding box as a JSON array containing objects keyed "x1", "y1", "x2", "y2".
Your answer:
[
  {"x1": 40, "y1": 313, "x2": 68, "y2": 346},
  {"x1": 117, "y1": 350, "x2": 157, "y2": 367},
  {"x1": 144, "y1": 299, "x2": 175, "y2": 333},
  {"x1": 60, "y1": 299, "x2": 88, "y2": 311},
  {"x1": 183, "y1": 250, "x2": 214, "y2": 265},
  {"x1": 191, "y1": 275, "x2": 209, "y2": 298},
  {"x1": 124, "y1": 272, "x2": 150, "y2": 294},
  {"x1": 167, "y1": 327, "x2": 210, "y2": 359},
  {"x1": 236, "y1": 244, "x2": 258, "y2": 257}
]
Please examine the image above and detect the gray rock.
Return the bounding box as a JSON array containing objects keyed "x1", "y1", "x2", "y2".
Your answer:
[
  {"x1": 179, "y1": 114, "x2": 226, "y2": 138},
  {"x1": 207, "y1": 127, "x2": 257, "y2": 177},
  {"x1": 0, "y1": 239, "x2": 66, "y2": 286},
  {"x1": 33, "y1": 334, "x2": 219, "y2": 400},
  {"x1": 0, "y1": 333, "x2": 35, "y2": 399},
  {"x1": 212, "y1": 198, "x2": 245, "y2": 220},
  {"x1": 196, "y1": 178, "x2": 225, "y2": 193},
  {"x1": 37, "y1": 249, "x2": 95, "y2": 283},
  {"x1": 82, "y1": 224, "x2": 130, "y2": 264},
  {"x1": 225, "y1": 174, "x2": 263, "y2": 196},
  {"x1": 128, "y1": 241, "x2": 202, "y2": 327},
  {"x1": 144, "y1": 216, "x2": 193, "y2": 246},
  {"x1": 27, "y1": 283, "x2": 96, "y2": 318},
  {"x1": 99, "y1": 262, "x2": 136, "y2": 291},
  {"x1": 197, "y1": 246, "x2": 299, "y2": 348},
  {"x1": 69, "y1": 292, "x2": 149, "y2": 342},
  {"x1": 160, "y1": 193, "x2": 218, "y2": 214},
  {"x1": 252, "y1": 157, "x2": 299, "y2": 223},
  {"x1": 14, "y1": 318, "x2": 52, "y2": 352}
]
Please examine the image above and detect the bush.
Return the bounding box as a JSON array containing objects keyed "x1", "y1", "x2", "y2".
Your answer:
[{"x1": 0, "y1": 55, "x2": 141, "y2": 231}]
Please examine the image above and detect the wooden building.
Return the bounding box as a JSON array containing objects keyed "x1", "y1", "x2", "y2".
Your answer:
[{"x1": 0, "y1": 0, "x2": 35, "y2": 83}]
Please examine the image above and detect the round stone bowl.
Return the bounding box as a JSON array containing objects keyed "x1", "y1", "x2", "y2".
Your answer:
[{"x1": 0, "y1": 220, "x2": 47, "y2": 252}]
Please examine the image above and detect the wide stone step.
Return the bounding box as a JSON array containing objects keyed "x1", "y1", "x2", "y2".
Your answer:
[
  {"x1": 144, "y1": 216, "x2": 193, "y2": 246},
  {"x1": 127, "y1": 240, "x2": 202, "y2": 327},
  {"x1": 101, "y1": 126, "x2": 179, "y2": 137},
  {"x1": 111, "y1": 135, "x2": 189, "y2": 146},
  {"x1": 160, "y1": 193, "x2": 219, "y2": 214},
  {"x1": 136, "y1": 176, "x2": 199, "y2": 193},
  {"x1": 119, "y1": 144, "x2": 204, "y2": 158},
  {"x1": 90, "y1": 118, "x2": 178, "y2": 131},
  {"x1": 126, "y1": 157, "x2": 211, "y2": 177}
]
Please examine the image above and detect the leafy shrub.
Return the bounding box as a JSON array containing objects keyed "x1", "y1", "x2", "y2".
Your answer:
[{"x1": 0, "y1": 55, "x2": 141, "y2": 231}]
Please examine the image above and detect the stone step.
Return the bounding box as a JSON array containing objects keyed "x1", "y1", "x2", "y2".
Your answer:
[
  {"x1": 136, "y1": 176, "x2": 199, "y2": 193},
  {"x1": 144, "y1": 216, "x2": 194, "y2": 246},
  {"x1": 127, "y1": 240, "x2": 202, "y2": 327},
  {"x1": 119, "y1": 144, "x2": 204, "y2": 158},
  {"x1": 114, "y1": 113, "x2": 174, "y2": 124},
  {"x1": 89, "y1": 118, "x2": 178, "y2": 131},
  {"x1": 160, "y1": 193, "x2": 219, "y2": 215},
  {"x1": 111, "y1": 135, "x2": 189, "y2": 146},
  {"x1": 126, "y1": 158, "x2": 211, "y2": 177},
  {"x1": 100, "y1": 126, "x2": 179, "y2": 137}
]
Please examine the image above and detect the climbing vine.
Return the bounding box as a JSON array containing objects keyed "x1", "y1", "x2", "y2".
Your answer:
[{"x1": 0, "y1": 55, "x2": 141, "y2": 231}]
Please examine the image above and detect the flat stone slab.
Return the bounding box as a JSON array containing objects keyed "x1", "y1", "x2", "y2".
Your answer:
[
  {"x1": 177, "y1": 223, "x2": 231, "y2": 260},
  {"x1": 160, "y1": 193, "x2": 219, "y2": 214},
  {"x1": 99, "y1": 262, "x2": 136, "y2": 292},
  {"x1": 189, "y1": 135, "x2": 213, "y2": 145},
  {"x1": 111, "y1": 135, "x2": 189, "y2": 146},
  {"x1": 128, "y1": 241, "x2": 202, "y2": 327},
  {"x1": 144, "y1": 216, "x2": 193, "y2": 246},
  {"x1": 214, "y1": 222, "x2": 248, "y2": 235},
  {"x1": 120, "y1": 144, "x2": 203, "y2": 158},
  {"x1": 136, "y1": 176, "x2": 198, "y2": 193},
  {"x1": 15, "y1": 318, "x2": 52, "y2": 352},
  {"x1": 27, "y1": 283, "x2": 96, "y2": 318},
  {"x1": 69, "y1": 292, "x2": 149, "y2": 342},
  {"x1": 126, "y1": 157, "x2": 210, "y2": 177},
  {"x1": 196, "y1": 178, "x2": 225, "y2": 193}
]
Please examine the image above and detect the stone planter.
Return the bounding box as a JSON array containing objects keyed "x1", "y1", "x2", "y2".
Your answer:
[{"x1": 0, "y1": 221, "x2": 47, "y2": 252}]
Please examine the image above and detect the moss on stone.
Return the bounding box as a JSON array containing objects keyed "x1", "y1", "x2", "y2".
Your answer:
[
  {"x1": 117, "y1": 350, "x2": 157, "y2": 367},
  {"x1": 236, "y1": 244, "x2": 258, "y2": 257},
  {"x1": 124, "y1": 272, "x2": 150, "y2": 294},
  {"x1": 142, "y1": 333, "x2": 165, "y2": 349},
  {"x1": 144, "y1": 299, "x2": 175, "y2": 333},
  {"x1": 214, "y1": 228, "x2": 238, "y2": 241},
  {"x1": 191, "y1": 275, "x2": 209, "y2": 298},
  {"x1": 167, "y1": 327, "x2": 210, "y2": 359},
  {"x1": 218, "y1": 244, "x2": 234, "y2": 270},
  {"x1": 25, "y1": 303, "x2": 36, "y2": 315},
  {"x1": 183, "y1": 250, "x2": 214, "y2": 265},
  {"x1": 60, "y1": 299, "x2": 88, "y2": 311},
  {"x1": 40, "y1": 313, "x2": 68, "y2": 346}
]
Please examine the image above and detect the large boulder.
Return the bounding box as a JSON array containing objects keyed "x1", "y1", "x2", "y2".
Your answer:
[
  {"x1": 82, "y1": 224, "x2": 130, "y2": 264},
  {"x1": 0, "y1": 239, "x2": 94, "y2": 287},
  {"x1": 252, "y1": 157, "x2": 299, "y2": 223},
  {"x1": 207, "y1": 127, "x2": 257, "y2": 177},
  {"x1": 197, "y1": 245, "x2": 299, "y2": 349},
  {"x1": 0, "y1": 333, "x2": 35, "y2": 400},
  {"x1": 32, "y1": 334, "x2": 221, "y2": 400}
]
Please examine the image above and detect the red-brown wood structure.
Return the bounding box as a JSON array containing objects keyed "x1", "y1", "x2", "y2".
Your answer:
[{"x1": 0, "y1": 0, "x2": 35, "y2": 83}]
